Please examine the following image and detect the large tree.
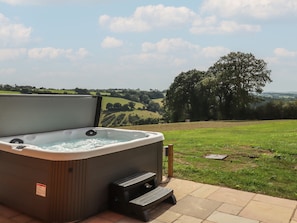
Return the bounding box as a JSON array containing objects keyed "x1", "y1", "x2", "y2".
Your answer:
[
  {"x1": 164, "y1": 69, "x2": 209, "y2": 122},
  {"x1": 164, "y1": 52, "x2": 272, "y2": 122},
  {"x1": 207, "y1": 52, "x2": 272, "y2": 119}
]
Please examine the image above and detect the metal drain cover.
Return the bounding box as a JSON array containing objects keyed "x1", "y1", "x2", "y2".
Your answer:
[{"x1": 204, "y1": 154, "x2": 228, "y2": 160}]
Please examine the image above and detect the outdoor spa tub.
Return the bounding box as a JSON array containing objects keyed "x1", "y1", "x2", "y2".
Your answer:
[{"x1": 0, "y1": 95, "x2": 164, "y2": 223}]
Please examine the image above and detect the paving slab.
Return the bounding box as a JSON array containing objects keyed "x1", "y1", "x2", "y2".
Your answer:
[
  {"x1": 207, "y1": 211, "x2": 259, "y2": 223},
  {"x1": 216, "y1": 203, "x2": 243, "y2": 215},
  {"x1": 174, "y1": 215, "x2": 203, "y2": 223},
  {"x1": 170, "y1": 195, "x2": 222, "y2": 219},
  {"x1": 239, "y1": 200, "x2": 295, "y2": 223},
  {"x1": 165, "y1": 178, "x2": 202, "y2": 201},
  {"x1": 191, "y1": 184, "x2": 220, "y2": 199},
  {"x1": 207, "y1": 187, "x2": 255, "y2": 207}
]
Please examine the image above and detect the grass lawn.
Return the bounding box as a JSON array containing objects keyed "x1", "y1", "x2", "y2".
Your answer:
[
  {"x1": 0, "y1": 90, "x2": 20, "y2": 94},
  {"x1": 121, "y1": 120, "x2": 297, "y2": 200}
]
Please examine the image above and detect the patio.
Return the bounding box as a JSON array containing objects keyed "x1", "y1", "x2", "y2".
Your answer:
[{"x1": 0, "y1": 178, "x2": 296, "y2": 223}]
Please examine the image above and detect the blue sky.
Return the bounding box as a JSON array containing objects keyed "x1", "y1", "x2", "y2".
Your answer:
[{"x1": 0, "y1": 0, "x2": 297, "y2": 92}]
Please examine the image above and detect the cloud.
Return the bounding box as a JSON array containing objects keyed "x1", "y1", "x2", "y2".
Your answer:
[
  {"x1": 67, "y1": 48, "x2": 89, "y2": 60},
  {"x1": 101, "y1": 36, "x2": 123, "y2": 48},
  {"x1": 142, "y1": 38, "x2": 200, "y2": 53},
  {"x1": 0, "y1": 48, "x2": 27, "y2": 60},
  {"x1": 99, "y1": 4, "x2": 260, "y2": 35},
  {"x1": 28, "y1": 47, "x2": 88, "y2": 60},
  {"x1": 0, "y1": 47, "x2": 88, "y2": 60},
  {"x1": 0, "y1": 13, "x2": 32, "y2": 46},
  {"x1": 274, "y1": 48, "x2": 297, "y2": 57},
  {"x1": 123, "y1": 38, "x2": 229, "y2": 68},
  {"x1": 190, "y1": 16, "x2": 261, "y2": 34},
  {"x1": 142, "y1": 38, "x2": 229, "y2": 58},
  {"x1": 202, "y1": 46, "x2": 230, "y2": 58},
  {"x1": 200, "y1": 0, "x2": 297, "y2": 19},
  {"x1": 99, "y1": 4, "x2": 196, "y2": 32}
]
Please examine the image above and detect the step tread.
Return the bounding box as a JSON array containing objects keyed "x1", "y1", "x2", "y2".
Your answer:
[
  {"x1": 129, "y1": 186, "x2": 173, "y2": 208},
  {"x1": 113, "y1": 172, "x2": 156, "y2": 189}
]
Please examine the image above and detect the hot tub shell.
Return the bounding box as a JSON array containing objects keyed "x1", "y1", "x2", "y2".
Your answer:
[{"x1": 0, "y1": 95, "x2": 164, "y2": 222}]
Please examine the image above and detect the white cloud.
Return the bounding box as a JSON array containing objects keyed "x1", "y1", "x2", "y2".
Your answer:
[
  {"x1": 202, "y1": 46, "x2": 230, "y2": 58},
  {"x1": 66, "y1": 48, "x2": 89, "y2": 60},
  {"x1": 28, "y1": 47, "x2": 88, "y2": 60},
  {"x1": 190, "y1": 16, "x2": 260, "y2": 34},
  {"x1": 0, "y1": 48, "x2": 27, "y2": 60},
  {"x1": 200, "y1": 0, "x2": 297, "y2": 19},
  {"x1": 141, "y1": 38, "x2": 229, "y2": 59},
  {"x1": 274, "y1": 48, "x2": 297, "y2": 57},
  {"x1": 0, "y1": 13, "x2": 32, "y2": 46},
  {"x1": 99, "y1": 4, "x2": 260, "y2": 35},
  {"x1": 142, "y1": 38, "x2": 200, "y2": 53},
  {"x1": 101, "y1": 36, "x2": 123, "y2": 48},
  {"x1": 0, "y1": 47, "x2": 88, "y2": 61},
  {"x1": 28, "y1": 47, "x2": 69, "y2": 59},
  {"x1": 99, "y1": 4, "x2": 196, "y2": 32},
  {"x1": 124, "y1": 38, "x2": 229, "y2": 68}
]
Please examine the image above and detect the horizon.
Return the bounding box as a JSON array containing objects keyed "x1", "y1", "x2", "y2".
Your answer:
[{"x1": 1, "y1": 83, "x2": 297, "y2": 94}]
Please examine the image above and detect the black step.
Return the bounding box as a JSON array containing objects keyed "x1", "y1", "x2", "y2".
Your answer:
[
  {"x1": 129, "y1": 186, "x2": 176, "y2": 221},
  {"x1": 113, "y1": 172, "x2": 156, "y2": 190},
  {"x1": 109, "y1": 172, "x2": 176, "y2": 222}
]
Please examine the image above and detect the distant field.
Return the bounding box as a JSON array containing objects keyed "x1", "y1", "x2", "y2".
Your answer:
[
  {"x1": 0, "y1": 90, "x2": 20, "y2": 94},
  {"x1": 122, "y1": 120, "x2": 297, "y2": 200},
  {"x1": 101, "y1": 96, "x2": 144, "y2": 110},
  {"x1": 100, "y1": 110, "x2": 161, "y2": 127},
  {"x1": 152, "y1": 98, "x2": 163, "y2": 106}
]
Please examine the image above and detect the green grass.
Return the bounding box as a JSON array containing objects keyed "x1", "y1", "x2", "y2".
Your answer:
[
  {"x1": 152, "y1": 98, "x2": 163, "y2": 106},
  {"x1": 121, "y1": 120, "x2": 297, "y2": 200},
  {"x1": 0, "y1": 90, "x2": 20, "y2": 94}
]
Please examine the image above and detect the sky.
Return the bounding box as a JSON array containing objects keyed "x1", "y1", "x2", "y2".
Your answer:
[{"x1": 0, "y1": 0, "x2": 297, "y2": 92}]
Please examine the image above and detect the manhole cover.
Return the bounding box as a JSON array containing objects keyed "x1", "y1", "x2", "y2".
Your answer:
[{"x1": 204, "y1": 154, "x2": 228, "y2": 160}]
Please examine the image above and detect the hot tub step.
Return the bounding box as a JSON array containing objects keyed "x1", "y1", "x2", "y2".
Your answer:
[
  {"x1": 129, "y1": 186, "x2": 176, "y2": 222},
  {"x1": 109, "y1": 172, "x2": 176, "y2": 222},
  {"x1": 112, "y1": 172, "x2": 157, "y2": 190}
]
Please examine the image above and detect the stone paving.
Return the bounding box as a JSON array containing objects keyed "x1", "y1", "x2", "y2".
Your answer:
[{"x1": 0, "y1": 178, "x2": 296, "y2": 223}]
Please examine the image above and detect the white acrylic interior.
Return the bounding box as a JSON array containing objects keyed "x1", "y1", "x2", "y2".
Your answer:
[{"x1": 0, "y1": 127, "x2": 164, "y2": 161}]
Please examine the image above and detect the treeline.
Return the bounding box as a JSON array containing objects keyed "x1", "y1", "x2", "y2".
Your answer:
[
  {"x1": 101, "y1": 113, "x2": 159, "y2": 127},
  {"x1": 0, "y1": 84, "x2": 96, "y2": 95},
  {"x1": 105, "y1": 101, "x2": 161, "y2": 113},
  {"x1": 253, "y1": 100, "x2": 297, "y2": 120},
  {"x1": 107, "y1": 89, "x2": 164, "y2": 106}
]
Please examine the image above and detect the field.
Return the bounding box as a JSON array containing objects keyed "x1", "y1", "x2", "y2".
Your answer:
[
  {"x1": 99, "y1": 96, "x2": 162, "y2": 127},
  {"x1": 101, "y1": 96, "x2": 144, "y2": 110},
  {"x1": 0, "y1": 90, "x2": 20, "y2": 94},
  {"x1": 121, "y1": 120, "x2": 297, "y2": 200}
]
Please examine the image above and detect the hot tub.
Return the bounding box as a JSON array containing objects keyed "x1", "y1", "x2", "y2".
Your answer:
[{"x1": 0, "y1": 95, "x2": 164, "y2": 222}]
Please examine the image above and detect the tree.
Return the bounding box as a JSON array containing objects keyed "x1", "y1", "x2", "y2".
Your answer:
[
  {"x1": 128, "y1": 102, "x2": 136, "y2": 110},
  {"x1": 164, "y1": 69, "x2": 207, "y2": 122},
  {"x1": 106, "y1": 103, "x2": 113, "y2": 111},
  {"x1": 164, "y1": 52, "x2": 272, "y2": 122},
  {"x1": 207, "y1": 52, "x2": 272, "y2": 119},
  {"x1": 147, "y1": 101, "x2": 161, "y2": 112}
]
